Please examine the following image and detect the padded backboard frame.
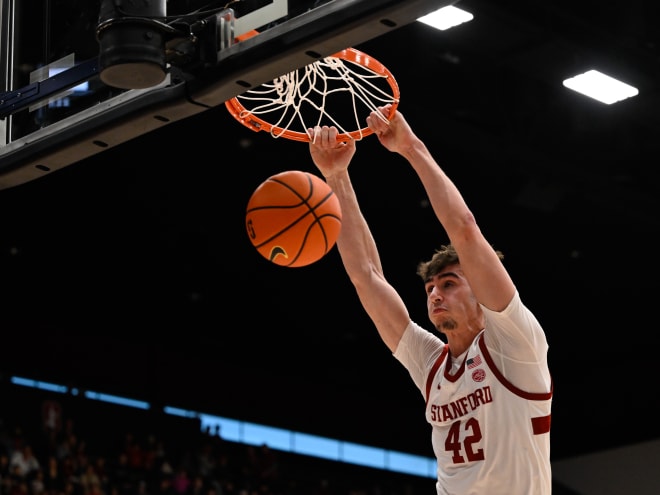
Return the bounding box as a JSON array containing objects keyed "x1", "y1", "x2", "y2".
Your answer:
[{"x1": 0, "y1": 0, "x2": 455, "y2": 190}]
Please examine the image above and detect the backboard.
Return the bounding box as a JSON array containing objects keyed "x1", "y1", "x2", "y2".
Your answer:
[{"x1": 0, "y1": 0, "x2": 455, "y2": 190}]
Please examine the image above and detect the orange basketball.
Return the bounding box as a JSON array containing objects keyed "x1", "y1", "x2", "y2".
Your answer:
[{"x1": 246, "y1": 170, "x2": 342, "y2": 267}]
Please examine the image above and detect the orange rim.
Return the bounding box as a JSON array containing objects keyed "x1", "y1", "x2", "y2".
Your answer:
[{"x1": 225, "y1": 47, "x2": 400, "y2": 142}]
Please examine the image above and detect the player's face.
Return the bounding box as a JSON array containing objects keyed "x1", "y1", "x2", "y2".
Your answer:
[{"x1": 424, "y1": 265, "x2": 478, "y2": 332}]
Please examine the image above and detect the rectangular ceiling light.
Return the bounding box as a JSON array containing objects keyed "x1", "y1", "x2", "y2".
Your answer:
[
  {"x1": 562, "y1": 69, "x2": 639, "y2": 104},
  {"x1": 418, "y1": 5, "x2": 474, "y2": 30}
]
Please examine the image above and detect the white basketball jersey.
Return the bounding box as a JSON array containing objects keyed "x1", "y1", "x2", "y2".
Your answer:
[
  {"x1": 394, "y1": 292, "x2": 552, "y2": 495},
  {"x1": 425, "y1": 332, "x2": 552, "y2": 494}
]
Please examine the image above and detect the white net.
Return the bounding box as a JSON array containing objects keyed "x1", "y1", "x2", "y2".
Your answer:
[{"x1": 226, "y1": 48, "x2": 400, "y2": 142}]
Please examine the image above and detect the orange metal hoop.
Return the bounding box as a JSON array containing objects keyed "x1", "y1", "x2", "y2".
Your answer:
[{"x1": 225, "y1": 47, "x2": 400, "y2": 142}]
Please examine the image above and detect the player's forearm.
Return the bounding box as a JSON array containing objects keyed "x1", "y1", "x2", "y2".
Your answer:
[
  {"x1": 325, "y1": 170, "x2": 383, "y2": 278},
  {"x1": 399, "y1": 138, "x2": 473, "y2": 239}
]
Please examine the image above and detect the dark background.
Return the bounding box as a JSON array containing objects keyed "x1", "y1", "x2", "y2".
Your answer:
[{"x1": 2, "y1": 0, "x2": 659, "y2": 467}]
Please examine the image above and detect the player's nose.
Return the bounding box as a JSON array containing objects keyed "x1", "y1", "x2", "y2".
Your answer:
[{"x1": 429, "y1": 285, "x2": 443, "y2": 301}]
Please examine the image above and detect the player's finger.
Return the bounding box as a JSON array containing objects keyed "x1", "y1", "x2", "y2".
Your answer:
[
  {"x1": 307, "y1": 126, "x2": 320, "y2": 143},
  {"x1": 327, "y1": 126, "x2": 339, "y2": 144}
]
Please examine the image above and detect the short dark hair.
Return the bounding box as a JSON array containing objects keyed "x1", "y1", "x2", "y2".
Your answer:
[{"x1": 416, "y1": 244, "x2": 504, "y2": 282}]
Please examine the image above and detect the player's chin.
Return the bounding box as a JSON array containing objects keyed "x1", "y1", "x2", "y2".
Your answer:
[
  {"x1": 430, "y1": 314, "x2": 457, "y2": 332},
  {"x1": 428, "y1": 313, "x2": 445, "y2": 328}
]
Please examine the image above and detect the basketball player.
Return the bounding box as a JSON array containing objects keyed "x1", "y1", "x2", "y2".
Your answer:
[{"x1": 307, "y1": 104, "x2": 553, "y2": 494}]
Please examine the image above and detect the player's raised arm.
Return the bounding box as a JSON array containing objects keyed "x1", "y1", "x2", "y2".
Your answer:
[
  {"x1": 308, "y1": 126, "x2": 410, "y2": 353},
  {"x1": 366, "y1": 105, "x2": 515, "y2": 312}
]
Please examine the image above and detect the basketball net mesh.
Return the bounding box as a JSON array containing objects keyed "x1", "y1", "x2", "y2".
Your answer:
[{"x1": 225, "y1": 48, "x2": 400, "y2": 142}]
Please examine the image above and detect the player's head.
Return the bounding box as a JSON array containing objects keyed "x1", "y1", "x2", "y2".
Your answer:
[{"x1": 418, "y1": 244, "x2": 503, "y2": 334}]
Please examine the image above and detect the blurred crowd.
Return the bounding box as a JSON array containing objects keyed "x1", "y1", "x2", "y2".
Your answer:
[{"x1": 0, "y1": 384, "x2": 432, "y2": 495}]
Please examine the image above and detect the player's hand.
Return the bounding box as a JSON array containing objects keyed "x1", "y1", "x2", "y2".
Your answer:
[
  {"x1": 367, "y1": 104, "x2": 416, "y2": 154},
  {"x1": 308, "y1": 126, "x2": 356, "y2": 179}
]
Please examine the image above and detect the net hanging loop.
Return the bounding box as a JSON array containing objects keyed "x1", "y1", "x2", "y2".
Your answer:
[{"x1": 225, "y1": 47, "x2": 400, "y2": 142}]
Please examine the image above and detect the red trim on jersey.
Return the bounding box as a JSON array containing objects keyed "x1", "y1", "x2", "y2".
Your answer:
[
  {"x1": 532, "y1": 414, "x2": 552, "y2": 434},
  {"x1": 424, "y1": 345, "x2": 449, "y2": 404},
  {"x1": 477, "y1": 333, "x2": 553, "y2": 435},
  {"x1": 478, "y1": 333, "x2": 553, "y2": 401},
  {"x1": 443, "y1": 350, "x2": 466, "y2": 383}
]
